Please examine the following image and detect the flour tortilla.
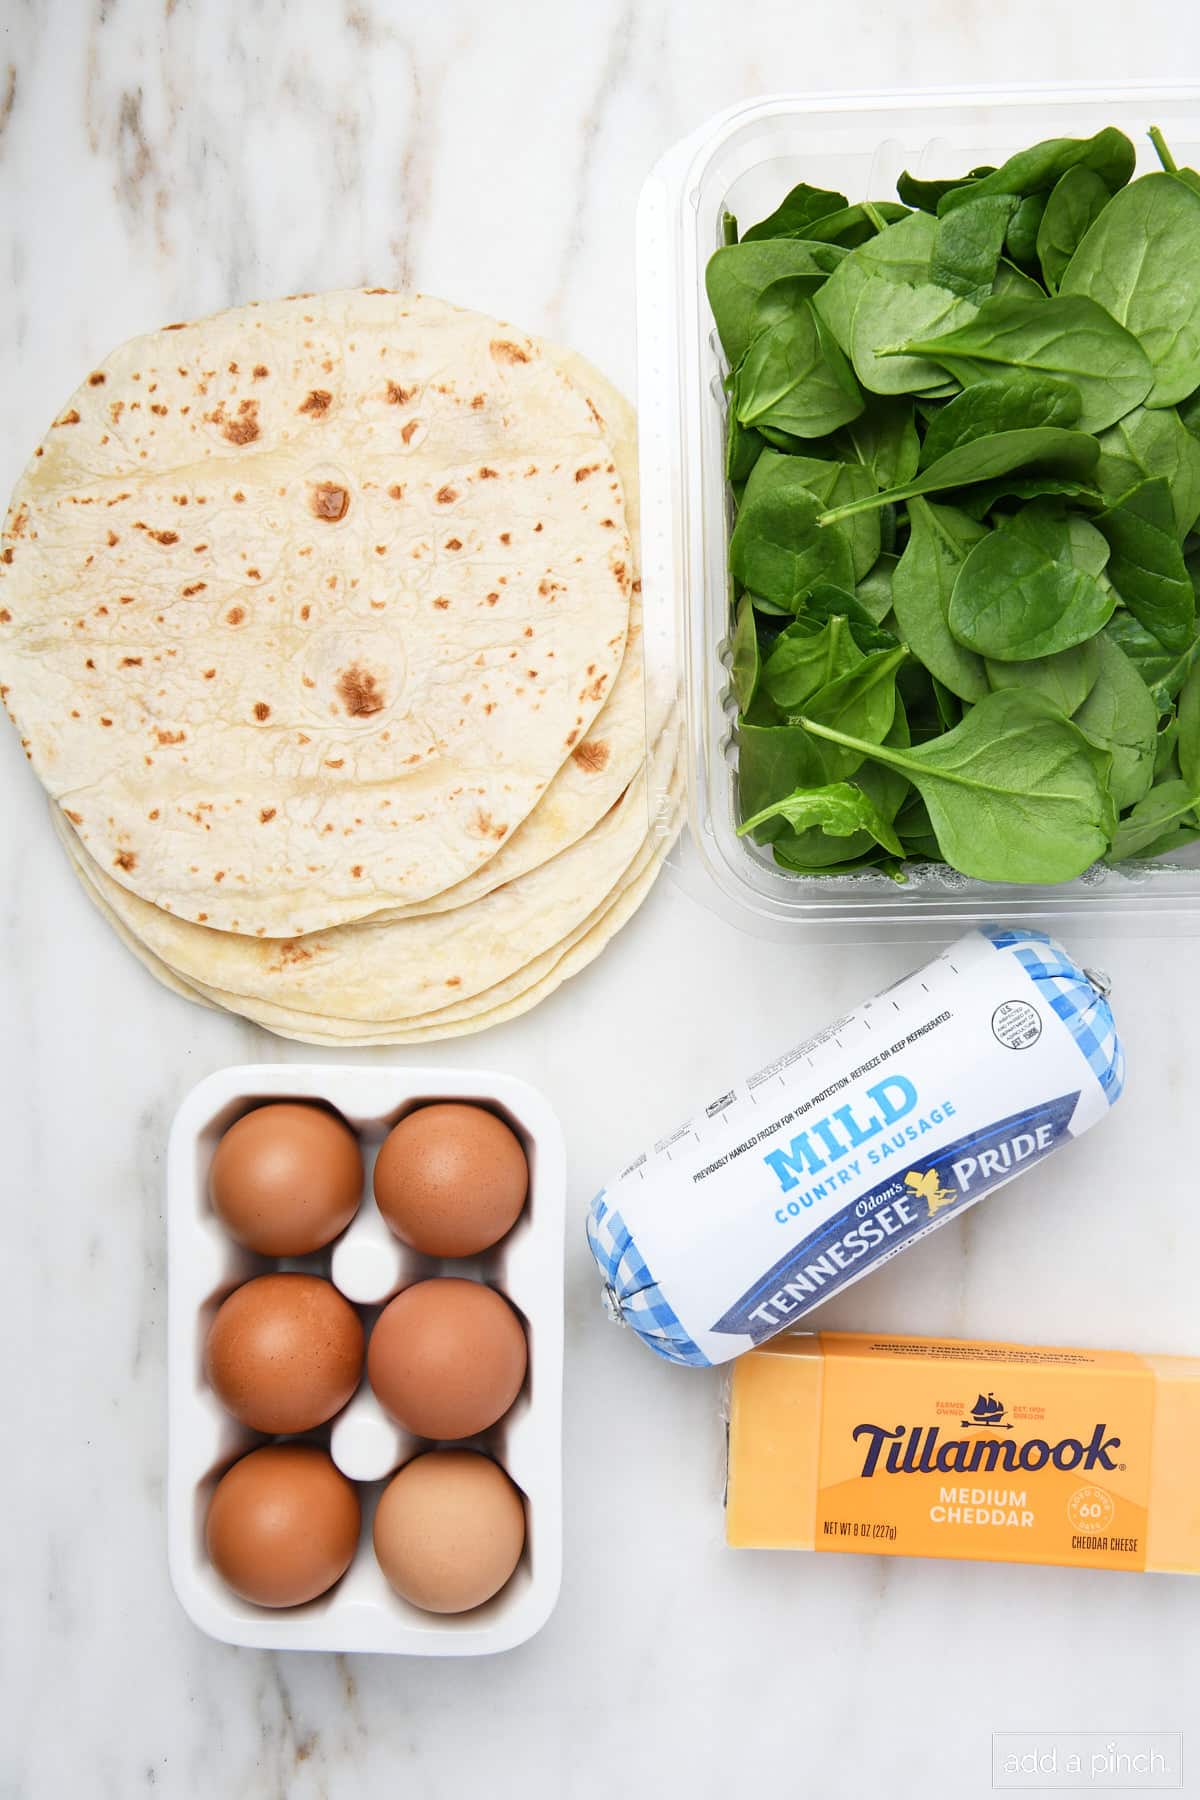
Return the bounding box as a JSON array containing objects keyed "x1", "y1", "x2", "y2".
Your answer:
[
  {"x1": 364, "y1": 351, "x2": 672, "y2": 922},
  {"x1": 1, "y1": 292, "x2": 632, "y2": 936},
  {"x1": 60, "y1": 791, "x2": 683, "y2": 1045},
  {"x1": 50, "y1": 715, "x2": 679, "y2": 1022}
]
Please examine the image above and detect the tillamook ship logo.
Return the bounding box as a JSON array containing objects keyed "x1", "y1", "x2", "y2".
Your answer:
[
  {"x1": 962, "y1": 1391, "x2": 1012, "y2": 1429},
  {"x1": 852, "y1": 1420, "x2": 1121, "y2": 1477}
]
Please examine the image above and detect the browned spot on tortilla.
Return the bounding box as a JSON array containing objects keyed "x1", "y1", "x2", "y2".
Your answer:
[
  {"x1": 109, "y1": 400, "x2": 125, "y2": 423},
  {"x1": 471, "y1": 808, "x2": 508, "y2": 842},
  {"x1": 325, "y1": 757, "x2": 344, "y2": 769},
  {"x1": 601, "y1": 518, "x2": 616, "y2": 529},
  {"x1": 478, "y1": 466, "x2": 498, "y2": 479},
  {"x1": 433, "y1": 597, "x2": 450, "y2": 610},
  {"x1": 386, "y1": 381, "x2": 416, "y2": 404},
  {"x1": 351, "y1": 864, "x2": 363, "y2": 878},
  {"x1": 119, "y1": 656, "x2": 143, "y2": 668},
  {"x1": 580, "y1": 674, "x2": 608, "y2": 703},
  {"x1": 246, "y1": 567, "x2": 260, "y2": 579},
  {"x1": 55, "y1": 409, "x2": 81, "y2": 426},
  {"x1": 226, "y1": 606, "x2": 245, "y2": 625},
  {"x1": 300, "y1": 604, "x2": 311, "y2": 621},
  {"x1": 253, "y1": 702, "x2": 271, "y2": 721},
  {"x1": 253, "y1": 364, "x2": 269, "y2": 379},
  {"x1": 182, "y1": 582, "x2": 206, "y2": 597},
  {"x1": 0, "y1": 609, "x2": 9, "y2": 624},
  {"x1": 276, "y1": 940, "x2": 311, "y2": 965},
  {"x1": 565, "y1": 729, "x2": 579, "y2": 747},
  {"x1": 150, "y1": 403, "x2": 168, "y2": 417},
  {"x1": 436, "y1": 485, "x2": 459, "y2": 505},
  {"x1": 206, "y1": 398, "x2": 260, "y2": 444},
  {"x1": 85, "y1": 658, "x2": 96, "y2": 669},
  {"x1": 445, "y1": 976, "x2": 463, "y2": 987},
  {"x1": 337, "y1": 666, "x2": 385, "y2": 717},
  {"x1": 156, "y1": 728, "x2": 186, "y2": 745},
  {"x1": 197, "y1": 912, "x2": 207, "y2": 922},
  {"x1": 445, "y1": 537, "x2": 462, "y2": 551},
  {"x1": 88, "y1": 371, "x2": 106, "y2": 387},
  {"x1": 214, "y1": 870, "x2": 226, "y2": 882},
  {"x1": 366, "y1": 287, "x2": 391, "y2": 295},
  {"x1": 113, "y1": 850, "x2": 137, "y2": 872},
  {"x1": 163, "y1": 322, "x2": 186, "y2": 331},
  {"x1": 400, "y1": 420, "x2": 419, "y2": 445},
  {"x1": 0, "y1": 549, "x2": 12, "y2": 564},
  {"x1": 99, "y1": 716, "x2": 113, "y2": 727},
  {"x1": 299, "y1": 388, "x2": 332, "y2": 415},
  {"x1": 64, "y1": 809, "x2": 83, "y2": 825},
  {"x1": 387, "y1": 483, "x2": 405, "y2": 500},
  {"x1": 575, "y1": 463, "x2": 600, "y2": 482},
  {"x1": 310, "y1": 480, "x2": 349, "y2": 521},
  {"x1": 470, "y1": 393, "x2": 485, "y2": 410},
  {"x1": 490, "y1": 339, "x2": 530, "y2": 365},
  {"x1": 260, "y1": 807, "x2": 276, "y2": 823}
]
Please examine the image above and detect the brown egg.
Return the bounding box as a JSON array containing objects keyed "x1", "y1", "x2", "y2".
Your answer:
[
  {"x1": 206, "y1": 1272, "x2": 364, "y2": 1433},
  {"x1": 367, "y1": 1277, "x2": 527, "y2": 1439},
  {"x1": 210, "y1": 1102, "x2": 362, "y2": 1255},
  {"x1": 373, "y1": 1103, "x2": 528, "y2": 1257},
  {"x1": 373, "y1": 1450, "x2": 526, "y2": 1613},
  {"x1": 207, "y1": 1443, "x2": 361, "y2": 1607}
]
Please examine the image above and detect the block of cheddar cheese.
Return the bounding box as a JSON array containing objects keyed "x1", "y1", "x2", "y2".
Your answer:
[{"x1": 727, "y1": 1331, "x2": 1200, "y2": 1574}]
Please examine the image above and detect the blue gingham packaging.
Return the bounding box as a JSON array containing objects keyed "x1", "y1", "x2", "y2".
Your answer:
[{"x1": 587, "y1": 926, "x2": 1124, "y2": 1368}]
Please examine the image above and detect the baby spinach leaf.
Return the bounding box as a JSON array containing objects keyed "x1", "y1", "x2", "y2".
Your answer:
[
  {"x1": 742, "y1": 181, "x2": 849, "y2": 243},
  {"x1": 730, "y1": 456, "x2": 855, "y2": 607},
  {"x1": 891, "y1": 497, "x2": 990, "y2": 701},
  {"x1": 819, "y1": 426, "x2": 1100, "y2": 523},
  {"x1": 1109, "y1": 778, "x2": 1200, "y2": 860},
  {"x1": 931, "y1": 194, "x2": 1017, "y2": 301},
  {"x1": 1036, "y1": 166, "x2": 1111, "y2": 292},
  {"x1": 801, "y1": 584, "x2": 898, "y2": 649},
  {"x1": 1103, "y1": 613, "x2": 1200, "y2": 712},
  {"x1": 726, "y1": 408, "x2": 765, "y2": 488},
  {"x1": 897, "y1": 166, "x2": 996, "y2": 213},
  {"x1": 737, "y1": 720, "x2": 831, "y2": 829},
  {"x1": 1094, "y1": 406, "x2": 1200, "y2": 538},
  {"x1": 761, "y1": 614, "x2": 863, "y2": 711},
  {"x1": 948, "y1": 515, "x2": 1116, "y2": 660},
  {"x1": 736, "y1": 294, "x2": 865, "y2": 438},
  {"x1": 918, "y1": 373, "x2": 1082, "y2": 468},
  {"x1": 898, "y1": 293, "x2": 1154, "y2": 433},
  {"x1": 730, "y1": 593, "x2": 761, "y2": 714},
  {"x1": 1176, "y1": 662, "x2": 1200, "y2": 791},
  {"x1": 737, "y1": 781, "x2": 903, "y2": 855},
  {"x1": 985, "y1": 638, "x2": 1100, "y2": 718},
  {"x1": 1155, "y1": 714, "x2": 1181, "y2": 781},
  {"x1": 800, "y1": 644, "x2": 908, "y2": 779},
  {"x1": 1000, "y1": 501, "x2": 1110, "y2": 577},
  {"x1": 936, "y1": 128, "x2": 1136, "y2": 215},
  {"x1": 750, "y1": 451, "x2": 880, "y2": 579},
  {"x1": 1097, "y1": 476, "x2": 1195, "y2": 652},
  {"x1": 1060, "y1": 172, "x2": 1200, "y2": 407},
  {"x1": 848, "y1": 279, "x2": 974, "y2": 396},
  {"x1": 806, "y1": 201, "x2": 910, "y2": 246},
  {"x1": 827, "y1": 396, "x2": 921, "y2": 489},
  {"x1": 993, "y1": 259, "x2": 1047, "y2": 300},
  {"x1": 814, "y1": 213, "x2": 940, "y2": 347},
  {"x1": 801, "y1": 688, "x2": 1115, "y2": 883},
  {"x1": 854, "y1": 551, "x2": 898, "y2": 624},
  {"x1": 1005, "y1": 194, "x2": 1047, "y2": 266},
  {"x1": 957, "y1": 474, "x2": 1100, "y2": 520},
  {"x1": 706, "y1": 239, "x2": 847, "y2": 365}
]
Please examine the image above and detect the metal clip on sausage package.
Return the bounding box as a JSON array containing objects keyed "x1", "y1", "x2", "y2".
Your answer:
[{"x1": 588, "y1": 927, "x2": 1123, "y2": 1367}]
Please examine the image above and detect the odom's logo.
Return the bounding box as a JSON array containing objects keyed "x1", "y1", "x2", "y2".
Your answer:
[{"x1": 852, "y1": 1420, "x2": 1121, "y2": 1478}]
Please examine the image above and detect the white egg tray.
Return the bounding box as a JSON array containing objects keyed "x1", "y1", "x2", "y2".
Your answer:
[{"x1": 166, "y1": 1063, "x2": 565, "y2": 1655}]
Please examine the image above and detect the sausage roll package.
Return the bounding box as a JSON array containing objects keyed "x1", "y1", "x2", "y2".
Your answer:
[{"x1": 587, "y1": 927, "x2": 1124, "y2": 1367}]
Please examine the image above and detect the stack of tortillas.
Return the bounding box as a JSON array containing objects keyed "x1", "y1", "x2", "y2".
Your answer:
[{"x1": 0, "y1": 291, "x2": 680, "y2": 1043}]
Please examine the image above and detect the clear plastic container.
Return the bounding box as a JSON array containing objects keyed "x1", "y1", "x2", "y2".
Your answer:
[{"x1": 636, "y1": 83, "x2": 1200, "y2": 940}]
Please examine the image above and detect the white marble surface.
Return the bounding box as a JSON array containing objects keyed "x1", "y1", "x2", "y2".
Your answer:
[{"x1": 3, "y1": 3, "x2": 1200, "y2": 1795}]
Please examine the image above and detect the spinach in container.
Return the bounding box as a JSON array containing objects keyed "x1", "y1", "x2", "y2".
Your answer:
[{"x1": 706, "y1": 126, "x2": 1200, "y2": 884}]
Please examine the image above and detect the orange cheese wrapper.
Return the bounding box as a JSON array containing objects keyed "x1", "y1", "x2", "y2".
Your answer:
[{"x1": 727, "y1": 1331, "x2": 1200, "y2": 1574}]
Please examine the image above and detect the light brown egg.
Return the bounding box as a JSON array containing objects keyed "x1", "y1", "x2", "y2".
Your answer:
[
  {"x1": 206, "y1": 1272, "x2": 364, "y2": 1433},
  {"x1": 367, "y1": 1277, "x2": 527, "y2": 1440},
  {"x1": 373, "y1": 1450, "x2": 526, "y2": 1613},
  {"x1": 210, "y1": 1102, "x2": 363, "y2": 1255},
  {"x1": 373, "y1": 1103, "x2": 528, "y2": 1257},
  {"x1": 207, "y1": 1443, "x2": 361, "y2": 1607}
]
